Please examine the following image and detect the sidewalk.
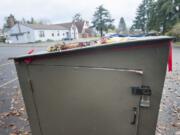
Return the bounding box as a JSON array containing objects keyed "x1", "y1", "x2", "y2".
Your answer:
[{"x1": 156, "y1": 47, "x2": 180, "y2": 135}]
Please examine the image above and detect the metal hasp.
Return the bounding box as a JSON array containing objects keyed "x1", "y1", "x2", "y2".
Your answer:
[
  {"x1": 12, "y1": 37, "x2": 174, "y2": 135},
  {"x1": 132, "y1": 85, "x2": 152, "y2": 96},
  {"x1": 132, "y1": 85, "x2": 152, "y2": 108}
]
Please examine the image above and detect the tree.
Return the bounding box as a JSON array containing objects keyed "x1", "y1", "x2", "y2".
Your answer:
[
  {"x1": 38, "y1": 19, "x2": 51, "y2": 24},
  {"x1": 166, "y1": 22, "x2": 180, "y2": 41},
  {"x1": 117, "y1": 17, "x2": 128, "y2": 34},
  {"x1": 30, "y1": 17, "x2": 35, "y2": 24},
  {"x1": 146, "y1": 0, "x2": 158, "y2": 31},
  {"x1": 21, "y1": 18, "x2": 26, "y2": 23},
  {"x1": 26, "y1": 17, "x2": 38, "y2": 24},
  {"x1": 132, "y1": 0, "x2": 160, "y2": 33},
  {"x1": 132, "y1": 0, "x2": 180, "y2": 34},
  {"x1": 3, "y1": 14, "x2": 17, "y2": 29},
  {"x1": 132, "y1": 0, "x2": 147, "y2": 33},
  {"x1": 154, "y1": 0, "x2": 180, "y2": 33},
  {"x1": 146, "y1": 1, "x2": 160, "y2": 31},
  {"x1": 73, "y1": 13, "x2": 83, "y2": 22},
  {"x1": 92, "y1": 5, "x2": 114, "y2": 37}
]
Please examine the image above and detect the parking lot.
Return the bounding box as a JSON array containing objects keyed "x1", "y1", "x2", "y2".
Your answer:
[{"x1": 0, "y1": 43, "x2": 180, "y2": 135}]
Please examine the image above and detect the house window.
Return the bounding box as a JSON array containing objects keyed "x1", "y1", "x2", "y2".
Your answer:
[
  {"x1": 16, "y1": 35, "x2": 19, "y2": 40},
  {"x1": 39, "y1": 31, "x2": 45, "y2": 37},
  {"x1": 66, "y1": 32, "x2": 69, "y2": 36},
  {"x1": 52, "y1": 33, "x2": 54, "y2": 37}
]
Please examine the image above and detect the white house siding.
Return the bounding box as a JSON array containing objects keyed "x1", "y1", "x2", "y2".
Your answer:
[
  {"x1": 34, "y1": 30, "x2": 69, "y2": 42},
  {"x1": 0, "y1": 29, "x2": 3, "y2": 37},
  {"x1": 70, "y1": 26, "x2": 78, "y2": 39},
  {"x1": 7, "y1": 23, "x2": 79, "y2": 43},
  {"x1": 8, "y1": 24, "x2": 35, "y2": 43},
  {"x1": 82, "y1": 21, "x2": 89, "y2": 33}
]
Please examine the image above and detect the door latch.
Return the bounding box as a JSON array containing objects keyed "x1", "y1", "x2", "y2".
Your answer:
[
  {"x1": 132, "y1": 85, "x2": 151, "y2": 96},
  {"x1": 131, "y1": 85, "x2": 151, "y2": 108}
]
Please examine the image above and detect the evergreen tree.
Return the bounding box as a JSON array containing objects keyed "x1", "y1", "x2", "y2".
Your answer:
[
  {"x1": 21, "y1": 18, "x2": 26, "y2": 24},
  {"x1": 26, "y1": 17, "x2": 37, "y2": 24},
  {"x1": 73, "y1": 13, "x2": 83, "y2": 22},
  {"x1": 132, "y1": 0, "x2": 147, "y2": 33},
  {"x1": 132, "y1": 0, "x2": 180, "y2": 34},
  {"x1": 118, "y1": 17, "x2": 128, "y2": 34},
  {"x1": 4, "y1": 14, "x2": 17, "y2": 28},
  {"x1": 146, "y1": 0, "x2": 158, "y2": 31},
  {"x1": 132, "y1": 0, "x2": 160, "y2": 33},
  {"x1": 146, "y1": 0, "x2": 159, "y2": 31},
  {"x1": 30, "y1": 17, "x2": 35, "y2": 24},
  {"x1": 174, "y1": 0, "x2": 180, "y2": 22},
  {"x1": 155, "y1": 0, "x2": 180, "y2": 33},
  {"x1": 92, "y1": 5, "x2": 114, "y2": 37}
]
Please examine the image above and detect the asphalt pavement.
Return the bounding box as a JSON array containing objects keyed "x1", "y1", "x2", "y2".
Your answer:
[
  {"x1": 0, "y1": 45, "x2": 46, "y2": 135},
  {"x1": 0, "y1": 43, "x2": 180, "y2": 135}
]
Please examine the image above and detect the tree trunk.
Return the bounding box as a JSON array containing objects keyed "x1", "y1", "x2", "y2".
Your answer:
[
  {"x1": 100, "y1": 27, "x2": 103, "y2": 37},
  {"x1": 162, "y1": 20, "x2": 166, "y2": 34}
]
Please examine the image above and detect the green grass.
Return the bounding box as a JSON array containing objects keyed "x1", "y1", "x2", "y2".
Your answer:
[{"x1": 175, "y1": 42, "x2": 180, "y2": 46}]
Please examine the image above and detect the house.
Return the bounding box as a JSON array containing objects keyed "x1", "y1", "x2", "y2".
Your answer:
[
  {"x1": 75, "y1": 21, "x2": 89, "y2": 37},
  {"x1": 0, "y1": 29, "x2": 3, "y2": 37},
  {"x1": 0, "y1": 29, "x2": 5, "y2": 42},
  {"x1": 55, "y1": 22, "x2": 79, "y2": 40},
  {"x1": 74, "y1": 21, "x2": 94, "y2": 38},
  {"x1": 58, "y1": 21, "x2": 96, "y2": 38},
  {"x1": 7, "y1": 23, "x2": 79, "y2": 43}
]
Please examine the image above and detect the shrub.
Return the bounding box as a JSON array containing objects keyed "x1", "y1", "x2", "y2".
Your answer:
[
  {"x1": 166, "y1": 22, "x2": 180, "y2": 41},
  {"x1": 47, "y1": 39, "x2": 54, "y2": 42}
]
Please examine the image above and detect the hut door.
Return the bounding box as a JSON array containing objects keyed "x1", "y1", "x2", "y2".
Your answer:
[{"x1": 29, "y1": 66, "x2": 142, "y2": 135}]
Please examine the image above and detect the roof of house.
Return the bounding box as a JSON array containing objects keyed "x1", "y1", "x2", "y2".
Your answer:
[
  {"x1": 52, "y1": 21, "x2": 89, "y2": 32},
  {"x1": 55, "y1": 22, "x2": 73, "y2": 29},
  {"x1": 75, "y1": 21, "x2": 85, "y2": 33},
  {"x1": 22, "y1": 23, "x2": 68, "y2": 30}
]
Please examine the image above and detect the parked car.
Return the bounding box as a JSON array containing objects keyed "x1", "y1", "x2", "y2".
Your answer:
[
  {"x1": 0, "y1": 36, "x2": 6, "y2": 42},
  {"x1": 5, "y1": 39, "x2": 12, "y2": 44},
  {"x1": 62, "y1": 38, "x2": 73, "y2": 41}
]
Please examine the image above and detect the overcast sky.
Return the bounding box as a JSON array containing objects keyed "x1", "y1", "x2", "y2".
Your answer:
[{"x1": 0, "y1": 0, "x2": 142, "y2": 28}]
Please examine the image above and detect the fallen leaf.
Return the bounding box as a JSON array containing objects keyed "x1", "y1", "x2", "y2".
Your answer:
[
  {"x1": 172, "y1": 121, "x2": 180, "y2": 127},
  {"x1": 175, "y1": 131, "x2": 180, "y2": 135}
]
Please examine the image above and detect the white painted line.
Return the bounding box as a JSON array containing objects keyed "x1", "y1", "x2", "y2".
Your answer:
[
  {"x1": 0, "y1": 78, "x2": 18, "y2": 88},
  {"x1": 0, "y1": 62, "x2": 13, "y2": 68}
]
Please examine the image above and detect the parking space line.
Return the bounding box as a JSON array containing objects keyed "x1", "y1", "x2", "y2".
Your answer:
[
  {"x1": 0, "y1": 62, "x2": 13, "y2": 68},
  {"x1": 0, "y1": 78, "x2": 18, "y2": 88}
]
